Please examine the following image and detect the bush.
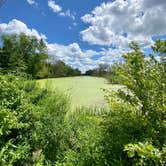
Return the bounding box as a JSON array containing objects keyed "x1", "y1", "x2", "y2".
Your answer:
[
  {"x1": 124, "y1": 142, "x2": 166, "y2": 165},
  {"x1": 101, "y1": 41, "x2": 166, "y2": 165},
  {"x1": 0, "y1": 74, "x2": 69, "y2": 165}
]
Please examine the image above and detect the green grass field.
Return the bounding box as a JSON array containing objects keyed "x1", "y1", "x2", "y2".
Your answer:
[{"x1": 38, "y1": 76, "x2": 120, "y2": 109}]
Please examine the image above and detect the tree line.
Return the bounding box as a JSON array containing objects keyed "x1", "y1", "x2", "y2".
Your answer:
[
  {"x1": 85, "y1": 63, "x2": 123, "y2": 84},
  {"x1": 0, "y1": 33, "x2": 122, "y2": 80},
  {"x1": 0, "y1": 33, "x2": 81, "y2": 78}
]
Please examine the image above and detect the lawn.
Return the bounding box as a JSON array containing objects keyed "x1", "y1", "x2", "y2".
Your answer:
[{"x1": 38, "y1": 76, "x2": 120, "y2": 109}]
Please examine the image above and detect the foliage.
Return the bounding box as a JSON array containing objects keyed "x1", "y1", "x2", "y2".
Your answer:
[
  {"x1": 124, "y1": 142, "x2": 166, "y2": 165},
  {"x1": 0, "y1": 74, "x2": 69, "y2": 165},
  {"x1": 102, "y1": 40, "x2": 166, "y2": 165},
  {"x1": 0, "y1": 33, "x2": 48, "y2": 78},
  {"x1": 56, "y1": 108, "x2": 106, "y2": 166},
  {"x1": 0, "y1": 40, "x2": 165, "y2": 166},
  {"x1": 85, "y1": 64, "x2": 109, "y2": 77},
  {"x1": 85, "y1": 63, "x2": 123, "y2": 84},
  {"x1": 48, "y1": 60, "x2": 81, "y2": 78},
  {"x1": 105, "y1": 63, "x2": 123, "y2": 84}
]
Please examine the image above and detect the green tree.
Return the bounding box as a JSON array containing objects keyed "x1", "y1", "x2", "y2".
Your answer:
[
  {"x1": 0, "y1": 33, "x2": 49, "y2": 78},
  {"x1": 0, "y1": 34, "x2": 26, "y2": 73}
]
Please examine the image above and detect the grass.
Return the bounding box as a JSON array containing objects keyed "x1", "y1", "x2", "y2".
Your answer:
[{"x1": 38, "y1": 76, "x2": 120, "y2": 109}]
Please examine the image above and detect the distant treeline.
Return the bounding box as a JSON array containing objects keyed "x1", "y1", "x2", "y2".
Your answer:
[
  {"x1": 85, "y1": 63, "x2": 122, "y2": 84},
  {"x1": 0, "y1": 33, "x2": 81, "y2": 79},
  {"x1": 85, "y1": 64, "x2": 109, "y2": 76}
]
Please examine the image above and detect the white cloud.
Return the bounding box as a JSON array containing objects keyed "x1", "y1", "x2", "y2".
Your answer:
[
  {"x1": 0, "y1": 19, "x2": 46, "y2": 40},
  {"x1": 27, "y1": 0, "x2": 35, "y2": 5},
  {"x1": 81, "y1": 0, "x2": 166, "y2": 48},
  {"x1": 96, "y1": 47, "x2": 127, "y2": 65},
  {"x1": 48, "y1": 1, "x2": 76, "y2": 20},
  {"x1": 59, "y1": 10, "x2": 76, "y2": 20},
  {"x1": 48, "y1": 0, "x2": 62, "y2": 13},
  {"x1": 47, "y1": 42, "x2": 101, "y2": 72},
  {"x1": 46, "y1": 42, "x2": 129, "y2": 72},
  {"x1": 142, "y1": 0, "x2": 166, "y2": 10},
  {"x1": 26, "y1": 0, "x2": 37, "y2": 6}
]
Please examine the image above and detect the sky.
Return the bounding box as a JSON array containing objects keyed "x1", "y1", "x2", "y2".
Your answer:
[{"x1": 0, "y1": 0, "x2": 166, "y2": 72}]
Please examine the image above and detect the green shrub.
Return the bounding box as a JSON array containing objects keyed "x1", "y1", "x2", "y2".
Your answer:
[
  {"x1": 0, "y1": 74, "x2": 70, "y2": 165},
  {"x1": 101, "y1": 41, "x2": 166, "y2": 165},
  {"x1": 124, "y1": 142, "x2": 166, "y2": 166}
]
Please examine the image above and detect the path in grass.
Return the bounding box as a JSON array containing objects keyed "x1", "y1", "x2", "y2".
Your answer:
[{"x1": 38, "y1": 76, "x2": 120, "y2": 109}]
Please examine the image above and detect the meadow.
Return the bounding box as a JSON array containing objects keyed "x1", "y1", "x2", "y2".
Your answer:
[{"x1": 38, "y1": 76, "x2": 121, "y2": 109}]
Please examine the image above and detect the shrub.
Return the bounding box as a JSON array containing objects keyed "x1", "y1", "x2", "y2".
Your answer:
[
  {"x1": 102, "y1": 41, "x2": 166, "y2": 165},
  {"x1": 0, "y1": 74, "x2": 69, "y2": 165},
  {"x1": 124, "y1": 142, "x2": 166, "y2": 166}
]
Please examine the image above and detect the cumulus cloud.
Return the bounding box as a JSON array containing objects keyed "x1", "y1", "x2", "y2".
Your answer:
[
  {"x1": 47, "y1": 42, "x2": 100, "y2": 72},
  {"x1": 46, "y1": 42, "x2": 129, "y2": 72},
  {"x1": 0, "y1": 19, "x2": 46, "y2": 40},
  {"x1": 81, "y1": 0, "x2": 166, "y2": 48},
  {"x1": 142, "y1": 0, "x2": 166, "y2": 10},
  {"x1": 48, "y1": 0, "x2": 62, "y2": 13},
  {"x1": 97, "y1": 47, "x2": 127, "y2": 65},
  {"x1": 47, "y1": 42, "x2": 96, "y2": 59}
]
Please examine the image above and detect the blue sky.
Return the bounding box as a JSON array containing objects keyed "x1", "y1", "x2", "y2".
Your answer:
[
  {"x1": 0, "y1": 0, "x2": 166, "y2": 72},
  {"x1": 0, "y1": 0, "x2": 111, "y2": 47}
]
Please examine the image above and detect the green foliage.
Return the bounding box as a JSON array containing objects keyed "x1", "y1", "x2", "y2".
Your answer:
[
  {"x1": 105, "y1": 63, "x2": 123, "y2": 84},
  {"x1": 0, "y1": 33, "x2": 48, "y2": 78},
  {"x1": 0, "y1": 74, "x2": 38, "y2": 165},
  {"x1": 85, "y1": 64, "x2": 109, "y2": 77},
  {"x1": 0, "y1": 40, "x2": 165, "y2": 166},
  {"x1": 102, "y1": 41, "x2": 166, "y2": 165},
  {"x1": 124, "y1": 142, "x2": 166, "y2": 165},
  {"x1": 48, "y1": 60, "x2": 81, "y2": 78},
  {"x1": 36, "y1": 91, "x2": 69, "y2": 162},
  {"x1": 0, "y1": 74, "x2": 69, "y2": 165},
  {"x1": 56, "y1": 109, "x2": 106, "y2": 166}
]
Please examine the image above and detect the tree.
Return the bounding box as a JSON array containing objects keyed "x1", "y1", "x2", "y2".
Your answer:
[
  {"x1": 0, "y1": 34, "x2": 26, "y2": 73},
  {"x1": 48, "y1": 60, "x2": 81, "y2": 78},
  {"x1": 0, "y1": 33, "x2": 49, "y2": 78},
  {"x1": 49, "y1": 60, "x2": 67, "y2": 77},
  {"x1": 98, "y1": 64, "x2": 109, "y2": 76}
]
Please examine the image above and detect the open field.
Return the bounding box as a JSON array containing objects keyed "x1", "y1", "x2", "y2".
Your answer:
[{"x1": 38, "y1": 76, "x2": 121, "y2": 109}]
